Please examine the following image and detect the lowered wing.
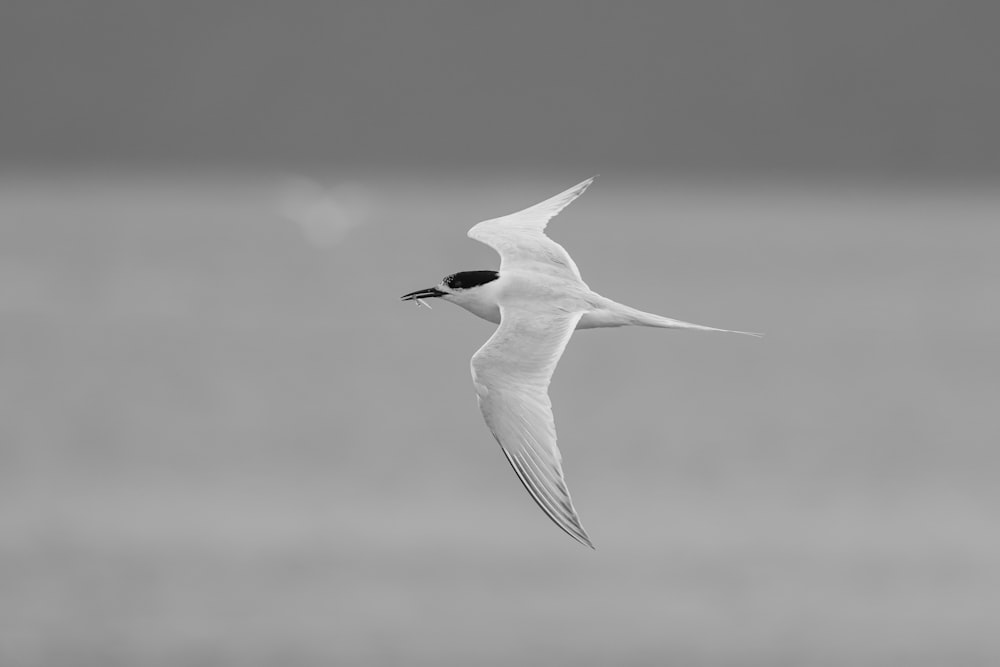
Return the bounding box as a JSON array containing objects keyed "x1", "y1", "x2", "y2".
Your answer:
[{"x1": 470, "y1": 305, "x2": 593, "y2": 548}]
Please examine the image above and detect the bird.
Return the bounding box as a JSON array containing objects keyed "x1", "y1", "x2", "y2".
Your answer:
[{"x1": 401, "y1": 177, "x2": 760, "y2": 548}]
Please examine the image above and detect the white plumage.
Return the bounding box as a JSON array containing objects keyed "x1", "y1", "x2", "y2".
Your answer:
[{"x1": 403, "y1": 177, "x2": 760, "y2": 548}]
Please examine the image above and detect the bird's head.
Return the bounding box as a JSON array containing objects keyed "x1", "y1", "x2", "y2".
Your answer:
[{"x1": 401, "y1": 270, "x2": 501, "y2": 317}]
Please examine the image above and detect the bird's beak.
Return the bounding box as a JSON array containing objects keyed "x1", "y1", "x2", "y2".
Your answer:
[{"x1": 400, "y1": 287, "x2": 446, "y2": 301}]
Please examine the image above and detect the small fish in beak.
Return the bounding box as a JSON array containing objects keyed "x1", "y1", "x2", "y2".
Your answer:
[{"x1": 400, "y1": 286, "x2": 445, "y2": 308}]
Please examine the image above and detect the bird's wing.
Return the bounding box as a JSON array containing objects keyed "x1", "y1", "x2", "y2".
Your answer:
[
  {"x1": 470, "y1": 305, "x2": 593, "y2": 548},
  {"x1": 467, "y1": 177, "x2": 595, "y2": 281}
]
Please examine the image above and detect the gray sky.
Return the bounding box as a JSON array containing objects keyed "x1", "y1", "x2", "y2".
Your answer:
[{"x1": 2, "y1": 1, "x2": 998, "y2": 177}]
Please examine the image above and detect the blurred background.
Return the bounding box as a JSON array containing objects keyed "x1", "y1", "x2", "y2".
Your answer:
[{"x1": 2, "y1": 2, "x2": 999, "y2": 665}]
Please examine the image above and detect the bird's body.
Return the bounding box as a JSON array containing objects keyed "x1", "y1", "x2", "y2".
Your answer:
[
  {"x1": 402, "y1": 177, "x2": 759, "y2": 548},
  {"x1": 444, "y1": 275, "x2": 744, "y2": 331}
]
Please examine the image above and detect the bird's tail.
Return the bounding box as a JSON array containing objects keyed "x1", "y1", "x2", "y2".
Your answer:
[{"x1": 624, "y1": 305, "x2": 763, "y2": 337}]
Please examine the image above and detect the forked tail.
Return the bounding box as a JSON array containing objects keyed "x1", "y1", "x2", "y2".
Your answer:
[{"x1": 624, "y1": 305, "x2": 763, "y2": 337}]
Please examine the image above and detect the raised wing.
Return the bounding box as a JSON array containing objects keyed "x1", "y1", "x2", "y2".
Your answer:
[
  {"x1": 470, "y1": 305, "x2": 593, "y2": 548},
  {"x1": 467, "y1": 177, "x2": 595, "y2": 281}
]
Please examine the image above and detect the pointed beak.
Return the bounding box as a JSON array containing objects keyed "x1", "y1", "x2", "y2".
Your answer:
[{"x1": 400, "y1": 287, "x2": 446, "y2": 301}]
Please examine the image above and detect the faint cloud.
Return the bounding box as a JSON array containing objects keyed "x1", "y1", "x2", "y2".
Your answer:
[{"x1": 275, "y1": 176, "x2": 374, "y2": 247}]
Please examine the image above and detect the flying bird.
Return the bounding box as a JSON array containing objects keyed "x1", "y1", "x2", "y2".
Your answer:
[{"x1": 401, "y1": 177, "x2": 760, "y2": 548}]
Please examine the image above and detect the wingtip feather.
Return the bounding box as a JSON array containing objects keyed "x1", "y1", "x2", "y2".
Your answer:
[{"x1": 500, "y1": 448, "x2": 595, "y2": 549}]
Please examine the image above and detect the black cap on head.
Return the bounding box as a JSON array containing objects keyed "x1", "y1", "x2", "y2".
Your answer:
[{"x1": 443, "y1": 271, "x2": 499, "y2": 290}]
